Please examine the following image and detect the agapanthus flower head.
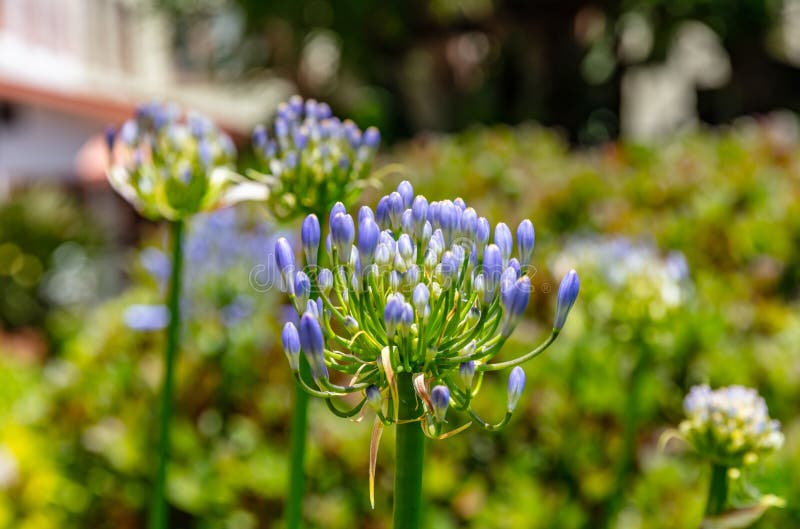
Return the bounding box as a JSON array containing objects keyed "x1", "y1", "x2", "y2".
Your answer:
[
  {"x1": 249, "y1": 96, "x2": 381, "y2": 220},
  {"x1": 106, "y1": 102, "x2": 266, "y2": 220},
  {"x1": 274, "y1": 180, "x2": 578, "y2": 444},
  {"x1": 680, "y1": 384, "x2": 784, "y2": 467}
]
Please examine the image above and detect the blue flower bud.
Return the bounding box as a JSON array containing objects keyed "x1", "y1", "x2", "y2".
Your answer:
[
  {"x1": 366, "y1": 385, "x2": 382, "y2": 411},
  {"x1": 411, "y1": 195, "x2": 429, "y2": 239},
  {"x1": 318, "y1": 102, "x2": 332, "y2": 119},
  {"x1": 466, "y1": 306, "x2": 480, "y2": 326},
  {"x1": 282, "y1": 322, "x2": 301, "y2": 371},
  {"x1": 294, "y1": 271, "x2": 311, "y2": 311},
  {"x1": 507, "y1": 366, "x2": 526, "y2": 412},
  {"x1": 359, "y1": 205, "x2": 375, "y2": 225},
  {"x1": 494, "y1": 223, "x2": 513, "y2": 264},
  {"x1": 430, "y1": 385, "x2": 450, "y2": 422},
  {"x1": 473, "y1": 273, "x2": 486, "y2": 301},
  {"x1": 460, "y1": 207, "x2": 478, "y2": 241},
  {"x1": 399, "y1": 302, "x2": 414, "y2": 335},
  {"x1": 275, "y1": 117, "x2": 289, "y2": 138},
  {"x1": 329, "y1": 202, "x2": 347, "y2": 228},
  {"x1": 441, "y1": 251, "x2": 459, "y2": 286},
  {"x1": 384, "y1": 294, "x2": 404, "y2": 339},
  {"x1": 508, "y1": 258, "x2": 521, "y2": 278},
  {"x1": 275, "y1": 237, "x2": 296, "y2": 294},
  {"x1": 376, "y1": 196, "x2": 390, "y2": 230},
  {"x1": 331, "y1": 213, "x2": 355, "y2": 264},
  {"x1": 375, "y1": 243, "x2": 392, "y2": 268},
  {"x1": 398, "y1": 234, "x2": 414, "y2": 262},
  {"x1": 364, "y1": 126, "x2": 381, "y2": 149},
  {"x1": 483, "y1": 244, "x2": 503, "y2": 304},
  {"x1": 388, "y1": 192, "x2": 404, "y2": 230},
  {"x1": 454, "y1": 197, "x2": 466, "y2": 211},
  {"x1": 554, "y1": 269, "x2": 580, "y2": 331},
  {"x1": 306, "y1": 298, "x2": 322, "y2": 320},
  {"x1": 358, "y1": 217, "x2": 380, "y2": 266},
  {"x1": 401, "y1": 209, "x2": 414, "y2": 236},
  {"x1": 288, "y1": 94, "x2": 304, "y2": 116},
  {"x1": 439, "y1": 201, "x2": 457, "y2": 247},
  {"x1": 305, "y1": 98, "x2": 319, "y2": 119},
  {"x1": 459, "y1": 361, "x2": 475, "y2": 389},
  {"x1": 517, "y1": 219, "x2": 535, "y2": 267},
  {"x1": 476, "y1": 217, "x2": 490, "y2": 258},
  {"x1": 404, "y1": 265, "x2": 420, "y2": 289},
  {"x1": 413, "y1": 283, "x2": 430, "y2": 313},
  {"x1": 299, "y1": 312, "x2": 327, "y2": 380},
  {"x1": 343, "y1": 316, "x2": 359, "y2": 333},
  {"x1": 397, "y1": 180, "x2": 414, "y2": 208},
  {"x1": 302, "y1": 214, "x2": 321, "y2": 266},
  {"x1": 389, "y1": 270, "x2": 402, "y2": 291},
  {"x1": 318, "y1": 268, "x2": 333, "y2": 295},
  {"x1": 428, "y1": 201, "x2": 441, "y2": 227},
  {"x1": 501, "y1": 276, "x2": 531, "y2": 338}
]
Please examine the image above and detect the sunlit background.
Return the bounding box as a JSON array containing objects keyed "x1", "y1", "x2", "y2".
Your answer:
[{"x1": 2, "y1": 1, "x2": 800, "y2": 528}]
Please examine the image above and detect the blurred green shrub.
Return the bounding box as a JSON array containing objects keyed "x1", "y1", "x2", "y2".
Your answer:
[{"x1": 3, "y1": 117, "x2": 800, "y2": 528}]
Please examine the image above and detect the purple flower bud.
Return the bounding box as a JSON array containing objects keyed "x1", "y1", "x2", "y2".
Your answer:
[
  {"x1": 508, "y1": 258, "x2": 521, "y2": 278},
  {"x1": 306, "y1": 298, "x2": 321, "y2": 320},
  {"x1": 461, "y1": 207, "x2": 478, "y2": 240},
  {"x1": 397, "y1": 180, "x2": 414, "y2": 208},
  {"x1": 376, "y1": 196, "x2": 390, "y2": 230},
  {"x1": 120, "y1": 120, "x2": 137, "y2": 145},
  {"x1": 299, "y1": 312, "x2": 327, "y2": 380},
  {"x1": 318, "y1": 102, "x2": 332, "y2": 119},
  {"x1": 401, "y1": 209, "x2": 414, "y2": 235},
  {"x1": 293, "y1": 127, "x2": 309, "y2": 149},
  {"x1": 476, "y1": 217, "x2": 490, "y2": 258},
  {"x1": 441, "y1": 251, "x2": 459, "y2": 284},
  {"x1": 439, "y1": 201, "x2": 457, "y2": 247},
  {"x1": 364, "y1": 126, "x2": 381, "y2": 149},
  {"x1": 384, "y1": 294, "x2": 404, "y2": 339},
  {"x1": 252, "y1": 125, "x2": 267, "y2": 150},
  {"x1": 331, "y1": 213, "x2": 355, "y2": 264},
  {"x1": 358, "y1": 217, "x2": 380, "y2": 266},
  {"x1": 329, "y1": 201, "x2": 347, "y2": 228},
  {"x1": 483, "y1": 244, "x2": 503, "y2": 304},
  {"x1": 275, "y1": 117, "x2": 289, "y2": 138},
  {"x1": 318, "y1": 268, "x2": 333, "y2": 295},
  {"x1": 554, "y1": 269, "x2": 580, "y2": 331},
  {"x1": 411, "y1": 195, "x2": 429, "y2": 239},
  {"x1": 294, "y1": 271, "x2": 311, "y2": 310},
  {"x1": 413, "y1": 283, "x2": 430, "y2": 313},
  {"x1": 359, "y1": 206, "x2": 374, "y2": 225},
  {"x1": 399, "y1": 302, "x2": 414, "y2": 335},
  {"x1": 454, "y1": 198, "x2": 466, "y2": 211},
  {"x1": 388, "y1": 192, "x2": 404, "y2": 231},
  {"x1": 494, "y1": 223, "x2": 513, "y2": 264},
  {"x1": 459, "y1": 361, "x2": 475, "y2": 389},
  {"x1": 282, "y1": 322, "x2": 301, "y2": 371},
  {"x1": 275, "y1": 237, "x2": 296, "y2": 293},
  {"x1": 305, "y1": 99, "x2": 319, "y2": 120},
  {"x1": 397, "y1": 234, "x2": 414, "y2": 262},
  {"x1": 287, "y1": 95, "x2": 303, "y2": 116},
  {"x1": 517, "y1": 219, "x2": 535, "y2": 266},
  {"x1": 507, "y1": 367, "x2": 526, "y2": 412},
  {"x1": 430, "y1": 385, "x2": 450, "y2": 422},
  {"x1": 428, "y1": 201, "x2": 441, "y2": 227},
  {"x1": 366, "y1": 385, "x2": 382, "y2": 411},
  {"x1": 404, "y1": 264, "x2": 420, "y2": 288},
  {"x1": 501, "y1": 276, "x2": 531, "y2": 337},
  {"x1": 301, "y1": 214, "x2": 321, "y2": 266}
]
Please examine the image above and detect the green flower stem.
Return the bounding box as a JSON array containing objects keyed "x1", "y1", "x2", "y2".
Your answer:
[
  {"x1": 705, "y1": 463, "x2": 729, "y2": 517},
  {"x1": 150, "y1": 219, "x2": 184, "y2": 529},
  {"x1": 287, "y1": 359, "x2": 311, "y2": 529},
  {"x1": 393, "y1": 371, "x2": 425, "y2": 529}
]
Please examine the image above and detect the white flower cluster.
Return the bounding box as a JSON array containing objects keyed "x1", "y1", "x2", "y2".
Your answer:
[{"x1": 680, "y1": 384, "x2": 784, "y2": 466}]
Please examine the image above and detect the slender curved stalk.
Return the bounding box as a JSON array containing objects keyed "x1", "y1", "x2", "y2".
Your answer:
[
  {"x1": 393, "y1": 372, "x2": 425, "y2": 529},
  {"x1": 150, "y1": 219, "x2": 184, "y2": 529},
  {"x1": 705, "y1": 463, "x2": 729, "y2": 517}
]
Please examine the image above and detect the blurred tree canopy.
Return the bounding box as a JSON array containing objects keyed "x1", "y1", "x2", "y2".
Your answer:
[{"x1": 155, "y1": 0, "x2": 800, "y2": 144}]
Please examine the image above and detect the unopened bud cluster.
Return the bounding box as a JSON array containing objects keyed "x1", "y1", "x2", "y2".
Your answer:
[
  {"x1": 278, "y1": 180, "x2": 579, "y2": 436},
  {"x1": 680, "y1": 385, "x2": 784, "y2": 467},
  {"x1": 107, "y1": 102, "x2": 260, "y2": 221},
  {"x1": 249, "y1": 95, "x2": 381, "y2": 221}
]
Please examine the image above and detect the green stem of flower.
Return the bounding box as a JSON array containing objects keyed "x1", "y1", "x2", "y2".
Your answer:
[
  {"x1": 149, "y1": 219, "x2": 184, "y2": 529},
  {"x1": 705, "y1": 463, "x2": 729, "y2": 517},
  {"x1": 287, "y1": 359, "x2": 311, "y2": 529},
  {"x1": 393, "y1": 372, "x2": 425, "y2": 529}
]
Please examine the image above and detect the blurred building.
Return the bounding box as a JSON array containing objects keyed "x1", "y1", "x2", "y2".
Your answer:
[{"x1": 0, "y1": 0, "x2": 290, "y2": 190}]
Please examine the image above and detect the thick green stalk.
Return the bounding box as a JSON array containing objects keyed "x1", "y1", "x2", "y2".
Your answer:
[
  {"x1": 286, "y1": 359, "x2": 311, "y2": 529},
  {"x1": 393, "y1": 372, "x2": 425, "y2": 529},
  {"x1": 705, "y1": 463, "x2": 729, "y2": 517},
  {"x1": 150, "y1": 219, "x2": 184, "y2": 529}
]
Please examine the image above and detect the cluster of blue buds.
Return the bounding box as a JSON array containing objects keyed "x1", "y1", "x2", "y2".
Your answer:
[
  {"x1": 680, "y1": 385, "x2": 784, "y2": 468},
  {"x1": 277, "y1": 180, "x2": 580, "y2": 439},
  {"x1": 107, "y1": 102, "x2": 266, "y2": 221},
  {"x1": 248, "y1": 95, "x2": 381, "y2": 221}
]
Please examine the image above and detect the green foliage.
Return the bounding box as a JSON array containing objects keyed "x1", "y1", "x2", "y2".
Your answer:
[{"x1": 3, "y1": 118, "x2": 800, "y2": 527}]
